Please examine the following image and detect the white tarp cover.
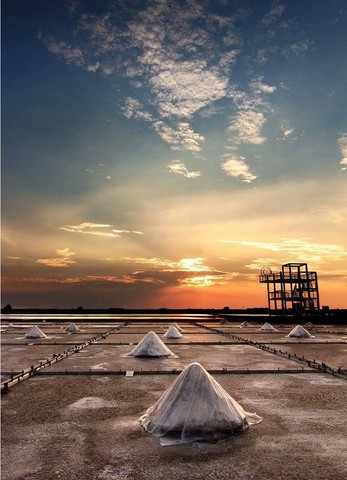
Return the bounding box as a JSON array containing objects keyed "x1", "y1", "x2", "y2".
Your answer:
[
  {"x1": 286, "y1": 325, "x2": 315, "y2": 338},
  {"x1": 139, "y1": 362, "x2": 262, "y2": 446},
  {"x1": 240, "y1": 321, "x2": 250, "y2": 328},
  {"x1": 66, "y1": 323, "x2": 80, "y2": 333},
  {"x1": 163, "y1": 325, "x2": 183, "y2": 339},
  {"x1": 259, "y1": 322, "x2": 278, "y2": 332},
  {"x1": 25, "y1": 326, "x2": 47, "y2": 339},
  {"x1": 127, "y1": 331, "x2": 176, "y2": 357}
]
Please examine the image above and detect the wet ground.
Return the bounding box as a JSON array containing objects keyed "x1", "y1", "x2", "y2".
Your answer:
[{"x1": 1, "y1": 318, "x2": 347, "y2": 480}]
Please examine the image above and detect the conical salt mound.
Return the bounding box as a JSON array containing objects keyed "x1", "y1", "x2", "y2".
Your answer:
[
  {"x1": 139, "y1": 362, "x2": 262, "y2": 446},
  {"x1": 240, "y1": 321, "x2": 250, "y2": 328},
  {"x1": 66, "y1": 323, "x2": 80, "y2": 333},
  {"x1": 259, "y1": 322, "x2": 278, "y2": 332},
  {"x1": 286, "y1": 325, "x2": 314, "y2": 338},
  {"x1": 163, "y1": 325, "x2": 183, "y2": 339},
  {"x1": 171, "y1": 322, "x2": 182, "y2": 332},
  {"x1": 127, "y1": 331, "x2": 176, "y2": 357},
  {"x1": 25, "y1": 326, "x2": 47, "y2": 339},
  {"x1": 305, "y1": 322, "x2": 314, "y2": 327}
]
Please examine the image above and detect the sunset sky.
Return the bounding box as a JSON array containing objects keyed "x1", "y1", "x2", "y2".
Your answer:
[{"x1": 2, "y1": 0, "x2": 347, "y2": 309}]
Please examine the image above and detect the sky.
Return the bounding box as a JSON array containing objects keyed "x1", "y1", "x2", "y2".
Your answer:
[{"x1": 2, "y1": 0, "x2": 347, "y2": 309}]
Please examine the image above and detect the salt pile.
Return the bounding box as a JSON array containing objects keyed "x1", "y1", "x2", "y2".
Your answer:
[
  {"x1": 163, "y1": 325, "x2": 183, "y2": 339},
  {"x1": 259, "y1": 322, "x2": 278, "y2": 332},
  {"x1": 286, "y1": 325, "x2": 315, "y2": 338},
  {"x1": 25, "y1": 326, "x2": 47, "y2": 339},
  {"x1": 240, "y1": 321, "x2": 250, "y2": 328},
  {"x1": 66, "y1": 323, "x2": 80, "y2": 333},
  {"x1": 127, "y1": 331, "x2": 176, "y2": 357},
  {"x1": 305, "y1": 322, "x2": 314, "y2": 327},
  {"x1": 139, "y1": 362, "x2": 262, "y2": 446},
  {"x1": 219, "y1": 319, "x2": 229, "y2": 325}
]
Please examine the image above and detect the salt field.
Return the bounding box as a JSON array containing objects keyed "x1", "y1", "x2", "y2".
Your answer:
[{"x1": 1, "y1": 315, "x2": 347, "y2": 480}]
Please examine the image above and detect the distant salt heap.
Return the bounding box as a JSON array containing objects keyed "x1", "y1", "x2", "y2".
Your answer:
[
  {"x1": 305, "y1": 322, "x2": 314, "y2": 327},
  {"x1": 240, "y1": 321, "x2": 250, "y2": 328},
  {"x1": 139, "y1": 362, "x2": 262, "y2": 446},
  {"x1": 219, "y1": 318, "x2": 229, "y2": 325},
  {"x1": 25, "y1": 326, "x2": 47, "y2": 339},
  {"x1": 127, "y1": 331, "x2": 176, "y2": 357},
  {"x1": 286, "y1": 325, "x2": 315, "y2": 338},
  {"x1": 163, "y1": 325, "x2": 183, "y2": 339},
  {"x1": 66, "y1": 323, "x2": 80, "y2": 333},
  {"x1": 259, "y1": 322, "x2": 278, "y2": 332}
]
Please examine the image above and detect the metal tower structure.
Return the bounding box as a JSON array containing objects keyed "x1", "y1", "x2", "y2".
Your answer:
[{"x1": 259, "y1": 263, "x2": 320, "y2": 316}]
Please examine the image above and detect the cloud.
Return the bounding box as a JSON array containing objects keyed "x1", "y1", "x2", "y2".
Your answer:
[
  {"x1": 228, "y1": 109, "x2": 266, "y2": 145},
  {"x1": 60, "y1": 223, "x2": 120, "y2": 238},
  {"x1": 261, "y1": 4, "x2": 286, "y2": 25},
  {"x1": 153, "y1": 121, "x2": 204, "y2": 152},
  {"x1": 219, "y1": 238, "x2": 347, "y2": 263},
  {"x1": 227, "y1": 79, "x2": 275, "y2": 146},
  {"x1": 121, "y1": 256, "x2": 240, "y2": 288},
  {"x1": 122, "y1": 97, "x2": 153, "y2": 122},
  {"x1": 280, "y1": 124, "x2": 295, "y2": 139},
  {"x1": 4, "y1": 274, "x2": 160, "y2": 285},
  {"x1": 221, "y1": 154, "x2": 257, "y2": 183},
  {"x1": 167, "y1": 160, "x2": 200, "y2": 178},
  {"x1": 148, "y1": 60, "x2": 228, "y2": 118},
  {"x1": 59, "y1": 223, "x2": 143, "y2": 238},
  {"x1": 178, "y1": 272, "x2": 239, "y2": 288},
  {"x1": 121, "y1": 257, "x2": 208, "y2": 272},
  {"x1": 338, "y1": 133, "x2": 347, "y2": 166},
  {"x1": 244, "y1": 258, "x2": 282, "y2": 271},
  {"x1": 284, "y1": 39, "x2": 314, "y2": 57},
  {"x1": 36, "y1": 248, "x2": 76, "y2": 268}
]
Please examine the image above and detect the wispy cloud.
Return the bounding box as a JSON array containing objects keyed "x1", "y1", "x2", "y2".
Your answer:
[
  {"x1": 36, "y1": 248, "x2": 76, "y2": 268},
  {"x1": 59, "y1": 223, "x2": 143, "y2": 237},
  {"x1": 121, "y1": 257, "x2": 208, "y2": 272},
  {"x1": 338, "y1": 133, "x2": 347, "y2": 168},
  {"x1": 122, "y1": 97, "x2": 153, "y2": 122},
  {"x1": 221, "y1": 154, "x2": 257, "y2": 183},
  {"x1": 219, "y1": 238, "x2": 347, "y2": 263},
  {"x1": 244, "y1": 258, "x2": 282, "y2": 271},
  {"x1": 228, "y1": 109, "x2": 266, "y2": 145},
  {"x1": 280, "y1": 124, "x2": 295, "y2": 139},
  {"x1": 283, "y1": 39, "x2": 315, "y2": 57},
  {"x1": 228, "y1": 79, "x2": 276, "y2": 146},
  {"x1": 261, "y1": 4, "x2": 286, "y2": 25},
  {"x1": 167, "y1": 160, "x2": 200, "y2": 178},
  {"x1": 121, "y1": 256, "x2": 239, "y2": 288},
  {"x1": 153, "y1": 121, "x2": 204, "y2": 152},
  {"x1": 178, "y1": 272, "x2": 239, "y2": 288}
]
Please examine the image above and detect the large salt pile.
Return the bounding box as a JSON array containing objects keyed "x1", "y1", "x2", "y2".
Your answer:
[
  {"x1": 259, "y1": 322, "x2": 278, "y2": 332},
  {"x1": 240, "y1": 321, "x2": 250, "y2": 328},
  {"x1": 66, "y1": 323, "x2": 80, "y2": 333},
  {"x1": 127, "y1": 331, "x2": 176, "y2": 357},
  {"x1": 286, "y1": 325, "x2": 315, "y2": 338},
  {"x1": 163, "y1": 325, "x2": 183, "y2": 339},
  {"x1": 25, "y1": 326, "x2": 47, "y2": 339},
  {"x1": 139, "y1": 362, "x2": 262, "y2": 446}
]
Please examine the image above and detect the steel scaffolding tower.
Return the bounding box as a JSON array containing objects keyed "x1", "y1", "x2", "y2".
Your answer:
[{"x1": 259, "y1": 263, "x2": 320, "y2": 316}]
